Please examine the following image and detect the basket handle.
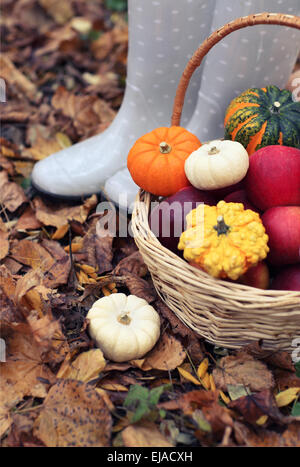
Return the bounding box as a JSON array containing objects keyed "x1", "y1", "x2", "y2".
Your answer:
[{"x1": 171, "y1": 12, "x2": 300, "y2": 127}]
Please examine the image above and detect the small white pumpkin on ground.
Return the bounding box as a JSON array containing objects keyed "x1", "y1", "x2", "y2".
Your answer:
[
  {"x1": 87, "y1": 293, "x2": 160, "y2": 362},
  {"x1": 184, "y1": 139, "x2": 249, "y2": 190}
]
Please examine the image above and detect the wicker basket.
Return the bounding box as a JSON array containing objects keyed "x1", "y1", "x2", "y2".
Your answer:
[{"x1": 131, "y1": 12, "x2": 300, "y2": 352}]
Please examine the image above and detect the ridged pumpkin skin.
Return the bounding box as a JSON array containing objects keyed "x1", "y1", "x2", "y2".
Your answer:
[
  {"x1": 178, "y1": 201, "x2": 269, "y2": 280},
  {"x1": 224, "y1": 85, "x2": 300, "y2": 155},
  {"x1": 127, "y1": 126, "x2": 201, "y2": 196}
]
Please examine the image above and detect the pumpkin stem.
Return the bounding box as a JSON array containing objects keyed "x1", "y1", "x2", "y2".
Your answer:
[
  {"x1": 272, "y1": 101, "x2": 281, "y2": 113},
  {"x1": 213, "y1": 215, "x2": 230, "y2": 236},
  {"x1": 118, "y1": 312, "x2": 131, "y2": 325},
  {"x1": 159, "y1": 142, "x2": 172, "y2": 154},
  {"x1": 208, "y1": 146, "x2": 220, "y2": 155}
]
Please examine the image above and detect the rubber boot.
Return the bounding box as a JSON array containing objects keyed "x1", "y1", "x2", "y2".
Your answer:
[{"x1": 31, "y1": 0, "x2": 215, "y2": 199}]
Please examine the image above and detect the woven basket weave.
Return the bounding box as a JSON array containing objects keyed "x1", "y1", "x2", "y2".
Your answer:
[{"x1": 131, "y1": 12, "x2": 300, "y2": 352}]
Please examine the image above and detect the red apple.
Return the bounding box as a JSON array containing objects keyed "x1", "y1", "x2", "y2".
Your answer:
[
  {"x1": 245, "y1": 145, "x2": 300, "y2": 211},
  {"x1": 149, "y1": 186, "x2": 216, "y2": 253},
  {"x1": 224, "y1": 189, "x2": 261, "y2": 213},
  {"x1": 271, "y1": 265, "x2": 300, "y2": 291},
  {"x1": 238, "y1": 262, "x2": 270, "y2": 289},
  {"x1": 262, "y1": 206, "x2": 300, "y2": 266}
]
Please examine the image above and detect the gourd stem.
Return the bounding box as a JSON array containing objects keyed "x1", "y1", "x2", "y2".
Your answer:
[
  {"x1": 214, "y1": 215, "x2": 230, "y2": 236},
  {"x1": 159, "y1": 142, "x2": 172, "y2": 154},
  {"x1": 118, "y1": 312, "x2": 131, "y2": 325},
  {"x1": 208, "y1": 146, "x2": 220, "y2": 155},
  {"x1": 272, "y1": 101, "x2": 281, "y2": 113}
]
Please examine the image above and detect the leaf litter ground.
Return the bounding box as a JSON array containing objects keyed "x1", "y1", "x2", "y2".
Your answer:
[{"x1": 1, "y1": 0, "x2": 300, "y2": 448}]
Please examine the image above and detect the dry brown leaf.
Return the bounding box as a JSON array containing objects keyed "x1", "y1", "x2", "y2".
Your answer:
[
  {"x1": 33, "y1": 195, "x2": 97, "y2": 228},
  {"x1": 51, "y1": 223, "x2": 69, "y2": 240},
  {"x1": 2, "y1": 257, "x2": 23, "y2": 275},
  {"x1": 52, "y1": 86, "x2": 115, "y2": 136},
  {"x1": 114, "y1": 251, "x2": 148, "y2": 277},
  {"x1": 122, "y1": 421, "x2": 173, "y2": 448},
  {"x1": 34, "y1": 24, "x2": 80, "y2": 57},
  {"x1": 44, "y1": 256, "x2": 71, "y2": 288},
  {"x1": 0, "y1": 231, "x2": 9, "y2": 260},
  {"x1": 26, "y1": 310, "x2": 69, "y2": 365},
  {"x1": 131, "y1": 332, "x2": 186, "y2": 371},
  {"x1": 14, "y1": 269, "x2": 43, "y2": 305},
  {"x1": 0, "y1": 265, "x2": 24, "y2": 326},
  {"x1": 23, "y1": 125, "x2": 72, "y2": 161},
  {"x1": 235, "y1": 421, "x2": 300, "y2": 447},
  {"x1": 33, "y1": 379, "x2": 112, "y2": 447},
  {"x1": 274, "y1": 369, "x2": 300, "y2": 391},
  {"x1": 0, "y1": 138, "x2": 21, "y2": 160},
  {"x1": 0, "y1": 101, "x2": 36, "y2": 123},
  {"x1": 241, "y1": 341, "x2": 295, "y2": 372},
  {"x1": 0, "y1": 170, "x2": 28, "y2": 212},
  {"x1": 0, "y1": 54, "x2": 38, "y2": 101},
  {"x1": 0, "y1": 327, "x2": 55, "y2": 437},
  {"x1": 38, "y1": 0, "x2": 74, "y2": 24},
  {"x1": 10, "y1": 239, "x2": 55, "y2": 272},
  {"x1": 13, "y1": 160, "x2": 34, "y2": 178},
  {"x1": 23, "y1": 135, "x2": 63, "y2": 161},
  {"x1": 16, "y1": 205, "x2": 42, "y2": 230},
  {"x1": 82, "y1": 220, "x2": 114, "y2": 274},
  {"x1": 119, "y1": 273, "x2": 157, "y2": 303},
  {"x1": 212, "y1": 352, "x2": 275, "y2": 393},
  {"x1": 229, "y1": 389, "x2": 284, "y2": 426},
  {"x1": 0, "y1": 155, "x2": 15, "y2": 176},
  {"x1": 57, "y1": 349, "x2": 106, "y2": 383}
]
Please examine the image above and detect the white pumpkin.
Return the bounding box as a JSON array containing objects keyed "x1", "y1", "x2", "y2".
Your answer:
[
  {"x1": 184, "y1": 139, "x2": 249, "y2": 190},
  {"x1": 86, "y1": 293, "x2": 160, "y2": 362}
]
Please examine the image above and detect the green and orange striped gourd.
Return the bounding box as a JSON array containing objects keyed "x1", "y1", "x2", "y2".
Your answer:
[{"x1": 224, "y1": 85, "x2": 300, "y2": 155}]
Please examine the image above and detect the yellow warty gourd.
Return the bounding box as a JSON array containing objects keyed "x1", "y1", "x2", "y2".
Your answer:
[{"x1": 178, "y1": 201, "x2": 269, "y2": 280}]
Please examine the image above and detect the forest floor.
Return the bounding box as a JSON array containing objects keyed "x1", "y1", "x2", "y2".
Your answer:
[{"x1": 1, "y1": 0, "x2": 300, "y2": 448}]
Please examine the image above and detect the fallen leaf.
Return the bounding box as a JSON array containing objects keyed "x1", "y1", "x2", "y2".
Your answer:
[
  {"x1": 43, "y1": 256, "x2": 71, "y2": 288},
  {"x1": 82, "y1": 219, "x2": 114, "y2": 274},
  {"x1": 212, "y1": 352, "x2": 274, "y2": 393},
  {"x1": 0, "y1": 138, "x2": 21, "y2": 160},
  {"x1": 33, "y1": 195, "x2": 97, "y2": 228},
  {"x1": 13, "y1": 268, "x2": 41, "y2": 303},
  {"x1": 33, "y1": 379, "x2": 112, "y2": 447},
  {"x1": 275, "y1": 388, "x2": 300, "y2": 408},
  {"x1": 0, "y1": 231, "x2": 9, "y2": 260},
  {"x1": 16, "y1": 205, "x2": 42, "y2": 230},
  {"x1": 57, "y1": 349, "x2": 106, "y2": 383},
  {"x1": 274, "y1": 369, "x2": 300, "y2": 391},
  {"x1": 234, "y1": 420, "x2": 300, "y2": 447},
  {"x1": 10, "y1": 239, "x2": 55, "y2": 272},
  {"x1": 26, "y1": 310, "x2": 69, "y2": 365},
  {"x1": 0, "y1": 170, "x2": 28, "y2": 212},
  {"x1": 52, "y1": 86, "x2": 115, "y2": 137},
  {"x1": 177, "y1": 367, "x2": 201, "y2": 386},
  {"x1": 100, "y1": 382, "x2": 129, "y2": 392},
  {"x1": 114, "y1": 251, "x2": 148, "y2": 277},
  {"x1": 38, "y1": 0, "x2": 74, "y2": 24},
  {"x1": 229, "y1": 389, "x2": 284, "y2": 426},
  {"x1": 122, "y1": 421, "x2": 173, "y2": 448},
  {"x1": 242, "y1": 341, "x2": 295, "y2": 372},
  {"x1": 0, "y1": 327, "x2": 55, "y2": 437},
  {"x1": 2, "y1": 257, "x2": 23, "y2": 275},
  {"x1": 0, "y1": 54, "x2": 38, "y2": 101},
  {"x1": 51, "y1": 223, "x2": 69, "y2": 240},
  {"x1": 34, "y1": 24, "x2": 80, "y2": 57},
  {"x1": 119, "y1": 273, "x2": 157, "y2": 303}
]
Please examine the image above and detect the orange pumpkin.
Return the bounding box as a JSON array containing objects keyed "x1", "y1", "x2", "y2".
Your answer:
[{"x1": 127, "y1": 126, "x2": 201, "y2": 196}]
